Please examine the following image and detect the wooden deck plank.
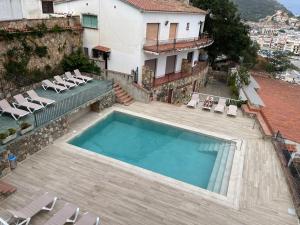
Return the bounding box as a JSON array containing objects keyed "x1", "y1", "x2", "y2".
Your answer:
[{"x1": 0, "y1": 102, "x2": 297, "y2": 225}]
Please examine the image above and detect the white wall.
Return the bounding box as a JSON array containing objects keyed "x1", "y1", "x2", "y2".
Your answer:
[
  {"x1": 99, "y1": 0, "x2": 144, "y2": 77},
  {"x1": 0, "y1": 0, "x2": 23, "y2": 21},
  {"x1": 54, "y1": 0, "x2": 100, "y2": 57},
  {"x1": 21, "y1": 0, "x2": 45, "y2": 19}
]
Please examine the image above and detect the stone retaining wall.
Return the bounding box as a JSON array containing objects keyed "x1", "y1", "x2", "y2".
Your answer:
[
  {"x1": 0, "y1": 90, "x2": 115, "y2": 177},
  {"x1": 0, "y1": 16, "x2": 82, "y2": 98}
]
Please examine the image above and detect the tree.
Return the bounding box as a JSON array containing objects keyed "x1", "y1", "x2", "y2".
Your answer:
[{"x1": 192, "y1": 0, "x2": 258, "y2": 68}]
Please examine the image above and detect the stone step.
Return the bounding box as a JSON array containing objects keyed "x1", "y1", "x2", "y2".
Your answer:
[
  {"x1": 212, "y1": 144, "x2": 230, "y2": 193},
  {"x1": 207, "y1": 143, "x2": 226, "y2": 191},
  {"x1": 219, "y1": 144, "x2": 236, "y2": 195},
  {"x1": 114, "y1": 83, "x2": 134, "y2": 106}
]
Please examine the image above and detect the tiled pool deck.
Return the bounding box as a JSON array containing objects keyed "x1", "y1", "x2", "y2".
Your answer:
[{"x1": 0, "y1": 102, "x2": 297, "y2": 225}]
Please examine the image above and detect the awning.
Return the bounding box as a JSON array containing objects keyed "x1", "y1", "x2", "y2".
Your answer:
[{"x1": 93, "y1": 45, "x2": 111, "y2": 53}]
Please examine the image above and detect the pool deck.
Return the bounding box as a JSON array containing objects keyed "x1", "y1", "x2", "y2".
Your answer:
[{"x1": 0, "y1": 101, "x2": 297, "y2": 225}]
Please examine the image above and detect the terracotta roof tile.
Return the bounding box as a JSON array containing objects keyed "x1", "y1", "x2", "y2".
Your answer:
[{"x1": 123, "y1": 0, "x2": 206, "y2": 14}]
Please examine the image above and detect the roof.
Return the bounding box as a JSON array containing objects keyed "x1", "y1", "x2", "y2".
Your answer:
[
  {"x1": 122, "y1": 0, "x2": 206, "y2": 14},
  {"x1": 93, "y1": 45, "x2": 111, "y2": 53},
  {"x1": 54, "y1": 0, "x2": 206, "y2": 14}
]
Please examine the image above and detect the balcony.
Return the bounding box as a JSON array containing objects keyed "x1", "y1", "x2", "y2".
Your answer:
[
  {"x1": 143, "y1": 34, "x2": 213, "y2": 54},
  {"x1": 153, "y1": 61, "x2": 208, "y2": 87}
]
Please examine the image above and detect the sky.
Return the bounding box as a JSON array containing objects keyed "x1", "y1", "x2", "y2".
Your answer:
[{"x1": 278, "y1": 0, "x2": 300, "y2": 16}]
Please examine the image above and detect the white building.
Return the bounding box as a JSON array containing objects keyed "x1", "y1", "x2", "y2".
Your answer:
[
  {"x1": 0, "y1": 0, "x2": 54, "y2": 21},
  {"x1": 54, "y1": 0, "x2": 212, "y2": 85}
]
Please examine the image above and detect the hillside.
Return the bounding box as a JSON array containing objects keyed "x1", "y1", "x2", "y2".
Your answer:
[{"x1": 232, "y1": 0, "x2": 293, "y2": 21}]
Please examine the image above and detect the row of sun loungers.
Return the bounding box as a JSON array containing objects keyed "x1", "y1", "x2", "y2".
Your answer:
[
  {"x1": 0, "y1": 70, "x2": 92, "y2": 120},
  {"x1": 42, "y1": 70, "x2": 93, "y2": 93},
  {"x1": 2, "y1": 192, "x2": 99, "y2": 225},
  {"x1": 187, "y1": 93, "x2": 238, "y2": 117}
]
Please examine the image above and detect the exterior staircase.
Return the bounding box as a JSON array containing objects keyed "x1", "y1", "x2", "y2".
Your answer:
[
  {"x1": 0, "y1": 181, "x2": 16, "y2": 197},
  {"x1": 114, "y1": 83, "x2": 134, "y2": 106}
]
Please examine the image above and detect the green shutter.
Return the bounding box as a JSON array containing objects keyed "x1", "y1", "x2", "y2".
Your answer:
[{"x1": 82, "y1": 15, "x2": 98, "y2": 29}]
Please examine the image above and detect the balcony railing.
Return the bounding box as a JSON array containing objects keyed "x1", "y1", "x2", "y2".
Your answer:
[
  {"x1": 153, "y1": 61, "x2": 208, "y2": 87},
  {"x1": 143, "y1": 34, "x2": 213, "y2": 54}
]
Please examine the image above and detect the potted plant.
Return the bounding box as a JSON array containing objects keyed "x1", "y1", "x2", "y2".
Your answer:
[
  {"x1": 0, "y1": 128, "x2": 17, "y2": 145},
  {"x1": 19, "y1": 122, "x2": 34, "y2": 135}
]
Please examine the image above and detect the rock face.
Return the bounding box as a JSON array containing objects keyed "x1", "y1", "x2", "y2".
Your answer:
[
  {"x1": 0, "y1": 91, "x2": 115, "y2": 178},
  {"x1": 0, "y1": 16, "x2": 82, "y2": 98}
]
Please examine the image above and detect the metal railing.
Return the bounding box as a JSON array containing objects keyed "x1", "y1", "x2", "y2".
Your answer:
[
  {"x1": 143, "y1": 34, "x2": 214, "y2": 53},
  {"x1": 273, "y1": 131, "x2": 300, "y2": 217},
  {"x1": 33, "y1": 81, "x2": 113, "y2": 127}
]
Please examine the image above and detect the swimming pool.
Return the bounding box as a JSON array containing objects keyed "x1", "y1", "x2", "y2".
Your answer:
[{"x1": 69, "y1": 111, "x2": 235, "y2": 195}]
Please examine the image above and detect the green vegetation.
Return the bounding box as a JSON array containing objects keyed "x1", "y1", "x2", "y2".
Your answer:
[
  {"x1": 0, "y1": 132, "x2": 8, "y2": 140},
  {"x1": 20, "y1": 122, "x2": 32, "y2": 130},
  {"x1": 61, "y1": 49, "x2": 101, "y2": 75},
  {"x1": 8, "y1": 128, "x2": 17, "y2": 136},
  {"x1": 192, "y1": 0, "x2": 258, "y2": 67},
  {"x1": 262, "y1": 51, "x2": 299, "y2": 75},
  {"x1": 231, "y1": 0, "x2": 292, "y2": 21},
  {"x1": 227, "y1": 66, "x2": 250, "y2": 99}
]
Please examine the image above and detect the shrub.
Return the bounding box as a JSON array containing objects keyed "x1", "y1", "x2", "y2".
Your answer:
[
  {"x1": 8, "y1": 128, "x2": 17, "y2": 136},
  {"x1": 61, "y1": 49, "x2": 101, "y2": 75},
  {"x1": 20, "y1": 122, "x2": 32, "y2": 130},
  {"x1": 0, "y1": 132, "x2": 8, "y2": 140},
  {"x1": 35, "y1": 46, "x2": 48, "y2": 57}
]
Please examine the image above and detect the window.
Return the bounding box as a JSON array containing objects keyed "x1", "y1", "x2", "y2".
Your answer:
[
  {"x1": 186, "y1": 22, "x2": 190, "y2": 31},
  {"x1": 83, "y1": 47, "x2": 89, "y2": 57},
  {"x1": 187, "y1": 52, "x2": 193, "y2": 63},
  {"x1": 82, "y1": 14, "x2": 98, "y2": 29},
  {"x1": 42, "y1": 1, "x2": 54, "y2": 14}
]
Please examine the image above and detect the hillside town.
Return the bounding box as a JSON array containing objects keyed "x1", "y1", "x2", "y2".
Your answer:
[{"x1": 0, "y1": 1, "x2": 299, "y2": 225}]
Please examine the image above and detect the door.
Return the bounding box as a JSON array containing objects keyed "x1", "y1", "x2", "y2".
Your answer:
[
  {"x1": 146, "y1": 23, "x2": 159, "y2": 41},
  {"x1": 144, "y1": 59, "x2": 157, "y2": 75},
  {"x1": 169, "y1": 23, "x2": 178, "y2": 40},
  {"x1": 167, "y1": 89, "x2": 173, "y2": 103},
  {"x1": 165, "y1": 55, "x2": 177, "y2": 74}
]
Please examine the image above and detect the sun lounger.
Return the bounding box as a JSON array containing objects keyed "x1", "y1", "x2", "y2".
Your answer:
[
  {"x1": 227, "y1": 105, "x2": 238, "y2": 117},
  {"x1": 0, "y1": 99, "x2": 30, "y2": 120},
  {"x1": 214, "y1": 98, "x2": 227, "y2": 113},
  {"x1": 202, "y1": 96, "x2": 214, "y2": 111},
  {"x1": 65, "y1": 72, "x2": 86, "y2": 85},
  {"x1": 43, "y1": 203, "x2": 79, "y2": 225},
  {"x1": 74, "y1": 212, "x2": 100, "y2": 225},
  {"x1": 27, "y1": 90, "x2": 55, "y2": 107},
  {"x1": 13, "y1": 94, "x2": 44, "y2": 113},
  {"x1": 42, "y1": 80, "x2": 68, "y2": 93},
  {"x1": 8, "y1": 192, "x2": 58, "y2": 225},
  {"x1": 187, "y1": 93, "x2": 200, "y2": 108},
  {"x1": 74, "y1": 69, "x2": 93, "y2": 82},
  {"x1": 54, "y1": 76, "x2": 77, "y2": 89}
]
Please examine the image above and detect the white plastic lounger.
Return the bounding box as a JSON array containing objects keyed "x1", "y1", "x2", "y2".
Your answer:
[
  {"x1": 0, "y1": 99, "x2": 30, "y2": 120},
  {"x1": 54, "y1": 75, "x2": 77, "y2": 89},
  {"x1": 214, "y1": 98, "x2": 227, "y2": 113},
  {"x1": 74, "y1": 212, "x2": 100, "y2": 225},
  {"x1": 42, "y1": 80, "x2": 68, "y2": 93},
  {"x1": 8, "y1": 192, "x2": 58, "y2": 225},
  {"x1": 27, "y1": 90, "x2": 55, "y2": 106},
  {"x1": 13, "y1": 94, "x2": 44, "y2": 113},
  {"x1": 227, "y1": 105, "x2": 238, "y2": 117},
  {"x1": 187, "y1": 93, "x2": 200, "y2": 108},
  {"x1": 43, "y1": 203, "x2": 79, "y2": 225},
  {"x1": 65, "y1": 72, "x2": 86, "y2": 85},
  {"x1": 74, "y1": 69, "x2": 93, "y2": 82}
]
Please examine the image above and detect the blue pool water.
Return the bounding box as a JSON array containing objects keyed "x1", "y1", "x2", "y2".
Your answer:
[{"x1": 69, "y1": 112, "x2": 232, "y2": 190}]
